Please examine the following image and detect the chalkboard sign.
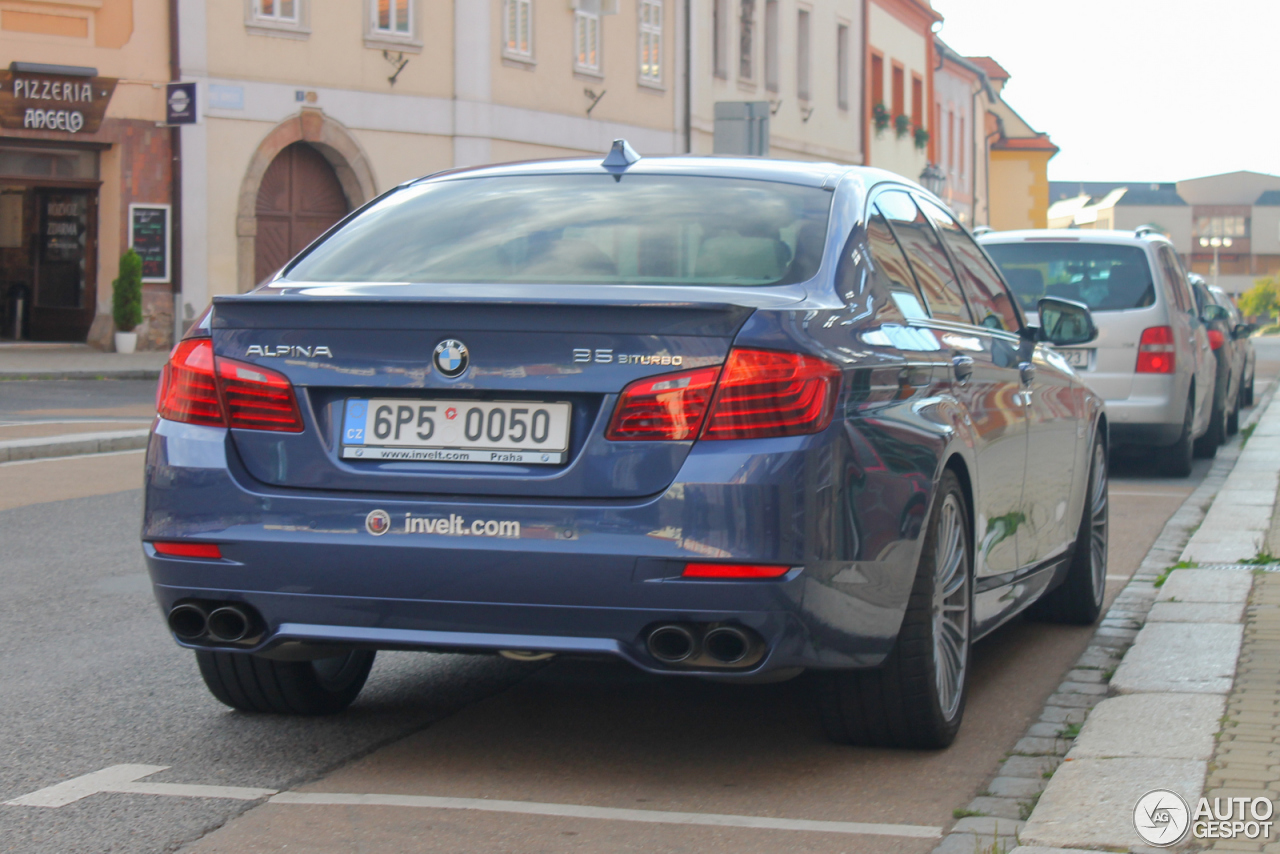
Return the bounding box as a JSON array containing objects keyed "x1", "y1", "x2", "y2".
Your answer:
[{"x1": 128, "y1": 204, "x2": 170, "y2": 283}]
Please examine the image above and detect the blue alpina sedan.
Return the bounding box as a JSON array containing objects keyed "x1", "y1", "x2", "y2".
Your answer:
[{"x1": 144, "y1": 143, "x2": 1107, "y2": 748}]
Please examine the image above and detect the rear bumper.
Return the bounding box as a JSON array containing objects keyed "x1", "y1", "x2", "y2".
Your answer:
[
  {"x1": 1091, "y1": 373, "x2": 1185, "y2": 448},
  {"x1": 143, "y1": 419, "x2": 924, "y2": 676}
]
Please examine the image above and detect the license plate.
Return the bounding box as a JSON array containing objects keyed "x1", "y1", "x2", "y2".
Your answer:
[
  {"x1": 1059, "y1": 349, "x2": 1091, "y2": 369},
  {"x1": 341, "y1": 399, "x2": 571, "y2": 464}
]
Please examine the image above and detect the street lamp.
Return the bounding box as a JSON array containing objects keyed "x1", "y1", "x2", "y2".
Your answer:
[
  {"x1": 919, "y1": 163, "x2": 946, "y2": 196},
  {"x1": 1198, "y1": 235, "x2": 1233, "y2": 287}
]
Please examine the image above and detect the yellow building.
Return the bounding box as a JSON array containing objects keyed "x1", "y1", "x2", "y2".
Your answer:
[
  {"x1": 968, "y1": 56, "x2": 1056, "y2": 231},
  {"x1": 0, "y1": 0, "x2": 174, "y2": 347}
]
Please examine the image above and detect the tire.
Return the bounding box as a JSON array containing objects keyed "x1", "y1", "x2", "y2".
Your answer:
[
  {"x1": 1245, "y1": 373, "x2": 1255, "y2": 407},
  {"x1": 1027, "y1": 434, "x2": 1108, "y2": 625},
  {"x1": 196, "y1": 649, "x2": 375, "y2": 715},
  {"x1": 1162, "y1": 393, "x2": 1194, "y2": 477},
  {"x1": 1227, "y1": 387, "x2": 1240, "y2": 436},
  {"x1": 1194, "y1": 385, "x2": 1225, "y2": 458},
  {"x1": 814, "y1": 471, "x2": 972, "y2": 749}
]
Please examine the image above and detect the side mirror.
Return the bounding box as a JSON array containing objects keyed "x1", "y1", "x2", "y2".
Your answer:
[
  {"x1": 1036, "y1": 297, "x2": 1098, "y2": 346},
  {"x1": 1234, "y1": 322, "x2": 1256, "y2": 339},
  {"x1": 1202, "y1": 304, "x2": 1230, "y2": 323}
]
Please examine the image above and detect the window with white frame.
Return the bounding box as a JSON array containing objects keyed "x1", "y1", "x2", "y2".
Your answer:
[
  {"x1": 764, "y1": 0, "x2": 778, "y2": 92},
  {"x1": 504, "y1": 0, "x2": 533, "y2": 60},
  {"x1": 372, "y1": 0, "x2": 412, "y2": 37},
  {"x1": 738, "y1": 0, "x2": 755, "y2": 81},
  {"x1": 836, "y1": 23, "x2": 849, "y2": 110},
  {"x1": 796, "y1": 8, "x2": 810, "y2": 101},
  {"x1": 246, "y1": 0, "x2": 309, "y2": 38},
  {"x1": 639, "y1": 0, "x2": 662, "y2": 84},
  {"x1": 254, "y1": 0, "x2": 297, "y2": 22},
  {"x1": 575, "y1": 9, "x2": 601, "y2": 73}
]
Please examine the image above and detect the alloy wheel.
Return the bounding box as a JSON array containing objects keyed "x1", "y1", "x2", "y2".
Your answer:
[
  {"x1": 1089, "y1": 442, "x2": 1109, "y2": 604},
  {"x1": 932, "y1": 494, "x2": 970, "y2": 720}
]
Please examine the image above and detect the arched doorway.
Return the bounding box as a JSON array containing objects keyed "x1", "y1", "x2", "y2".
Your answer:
[{"x1": 253, "y1": 142, "x2": 350, "y2": 283}]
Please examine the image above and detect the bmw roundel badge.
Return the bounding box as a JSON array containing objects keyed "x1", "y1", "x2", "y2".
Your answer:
[
  {"x1": 433, "y1": 339, "x2": 469, "y2": 377},
  {"x1": 365, "y1": 509, "x2": 392, "y2": 536}
]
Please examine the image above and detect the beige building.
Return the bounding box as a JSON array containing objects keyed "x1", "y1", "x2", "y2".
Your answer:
[
  {"x1": 175, "y1": 0, "x2": 689, "y2": 318},
  {"x1": 0, "y1": 0, "x2": 175, "y2": 347},
  {"x1": 695, "y1": 0, "x2": 864, "y2": 164}
]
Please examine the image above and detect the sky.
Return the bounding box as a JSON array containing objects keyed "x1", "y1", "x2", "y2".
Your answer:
[{"x1": 928, "y1": 0, "x2": 1280, "y2": 183}]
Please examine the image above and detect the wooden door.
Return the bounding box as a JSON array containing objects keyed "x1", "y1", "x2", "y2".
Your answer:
[{"x1": 254, "y1": 143, "x2": 349, "y2": 285}]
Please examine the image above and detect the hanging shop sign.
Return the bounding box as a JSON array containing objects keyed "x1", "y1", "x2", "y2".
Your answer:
[{"x1": 0, "y1": 70, "x2": 118, "y2": 135}]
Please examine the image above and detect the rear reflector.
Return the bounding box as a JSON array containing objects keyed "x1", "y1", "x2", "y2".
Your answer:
[
  {"x1": 158, "y1": 339, "x2": 304, "y2": 432},
  {"x1": 606, "y1": 366, "x2": 722, "y2": 440},
  {"x1": 683, "y1": 562, "x2": 791, "y2": 579},
  {"x1": 1207, "y1": 329, "x2": 1225, "y2": 350},
  {"x1": 217, "y1": 357, "x2": 304, "y2": 432},
  {"x1": 702, "y1": 349, "x2": 841, "y2": 440},
  {"x1": 153, "y1": 541, "x2": 223, "y2": 559},
  {"x1": 1136, "y1": 326, "x2": 1175, "y2": 374}
]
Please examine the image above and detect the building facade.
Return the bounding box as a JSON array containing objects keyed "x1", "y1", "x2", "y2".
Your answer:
[
  {"x1": 175, "y1": 0, "x2": 686, "y2": 320},
  {"x1": 1048, "y1": 172, "x2": 1280, "y2": 297},
  {"x1": 863, "y1": 0, "x2": 937, "y2": 182},
  {"x1": 931, "y1": 40, "x2": 987, "y2": 226},
  {"x1": 0, "y1": 0, "x2": 175, "y2": 347},
  {"x1": 695, "y1": 0, "x2": 865, "y2": 164}
]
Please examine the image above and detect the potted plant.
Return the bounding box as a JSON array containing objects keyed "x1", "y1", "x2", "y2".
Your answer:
[
  {"x1": 112, "y1": 249, "x2": 143, "y2": 354},
  {"x1": 872, "y1": 102, "x2": 890, "y2": 136},
  {"x1": 894, "y1": 113, "x2": 911, "y2": 139},
  {"x1": 913, "y1": 125, "x2": 930, "y2": 151}
]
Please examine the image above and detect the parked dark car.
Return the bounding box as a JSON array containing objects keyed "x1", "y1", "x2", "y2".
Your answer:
[
  {"x1": 1189, "y1": 274, "x2": 1234, "y2": 449},
  {"x1": 144, "y1": 147, "x2": 1107, "y2": 749},
  {"x1": 1208, "y1": 282, "x2": 1256, "y2": 426}
]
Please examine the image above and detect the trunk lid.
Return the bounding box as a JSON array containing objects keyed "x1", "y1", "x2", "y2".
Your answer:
[{"x1": 211, "y1": 286, "x2": 796, "y2": 498}]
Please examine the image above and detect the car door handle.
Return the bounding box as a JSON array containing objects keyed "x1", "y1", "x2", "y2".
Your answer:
[
  {"x1": 1019, "y1": 362, "x2": 1036, "y2": 385},
  {"x1": 952, "y1": 355, "x2": 974, "y2": 383}
]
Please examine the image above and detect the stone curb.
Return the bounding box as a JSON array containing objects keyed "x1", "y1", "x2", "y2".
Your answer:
[
  {"x1": 0, "y1": 429, "x2": 151, "y2": 463},
  {"x1": 0, "y1": 369, "x2": 162, "y2": 381},
  {"x1": 935, "y1": 382, "x2": 1278, "y2": 854}
]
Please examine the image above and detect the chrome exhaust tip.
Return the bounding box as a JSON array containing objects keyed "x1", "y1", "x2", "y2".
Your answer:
[
  {"x1": 703, "y1": 626, "x2": 752, "y2": 665},
  {"x1": 647, "y1": 625, "x2": 697, "y2": 663},
  {"x1": 206, "y1": 605, "x2": 252, "y2": 643},
  {"x1": 168, "y1": 603, "x2": 208, "y2": 641}
]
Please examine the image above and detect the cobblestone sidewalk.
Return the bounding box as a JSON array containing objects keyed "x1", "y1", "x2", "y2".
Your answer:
[{"x1": 1204, "y1": 571, "x2": 1280, "y2": 853}]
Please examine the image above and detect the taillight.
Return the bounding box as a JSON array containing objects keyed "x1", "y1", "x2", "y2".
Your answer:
[
  {"x1": 683, "y1": 562, "x2": 791, "y2": 579},
  {"x1": 158, "y1": 339, "x2": 225, "y2": 426},
  {"x1": 606, "y1": 366, "x2": 721, "y2": 440},
  {"x1": 152, "y1": 541, "x2": 223, "y2": 559},
  {"x1": 1136, "y1": 326, "x2": 1175, "y2": 374},
  {"x1": 158, "y1": 339, "x2": 304, "y2": 432},
  {"x1": 702, "y1": 349, "x2": 841, "y2": 440},
  {"x1": 217, "y1": 357, "x2": 304, "y2": 431},
  {"x1": 1207, "y1": 329, "x2": 1224, "y2": 350}
]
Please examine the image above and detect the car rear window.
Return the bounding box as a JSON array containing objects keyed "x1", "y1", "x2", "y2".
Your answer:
[
  {"x1": 983, "y1": 242, "x2": 1157, "y2": 312},
  {"x1": 283, "y1": 174, "x2": 834, "y2": 287}
]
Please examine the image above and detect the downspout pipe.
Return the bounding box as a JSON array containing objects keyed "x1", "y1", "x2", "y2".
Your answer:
[
  {"x1": 684, "y1": 0, "x2": 692, "y2": 153},
  {"x1": 168, "y1": 0, "x2": 183, "y2": 344}
]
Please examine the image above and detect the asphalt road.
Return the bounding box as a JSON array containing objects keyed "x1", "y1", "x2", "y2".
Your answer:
[
  {"x1": 1, "y1": 340, "x2": 1277, "y2": 853},
  {"x1": 0, "y1": 379, "x2": 157, "y2": 420}
]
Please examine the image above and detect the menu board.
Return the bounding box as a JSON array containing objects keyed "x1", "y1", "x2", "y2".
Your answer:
[{"x1": 129, "y1": 204, "x2": 170, "y2": 283}]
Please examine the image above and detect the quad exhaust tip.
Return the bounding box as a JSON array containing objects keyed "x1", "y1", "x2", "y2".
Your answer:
[
  {"x1": 703, "y1": 626, "x2": 751, "y2": 664},
  {"x1": 168, "y1": 603, "x2": 207, "y2": 641},
  {"x1": 646, "y1": 625, "x2": 697, "y2": 663},
  {"x1": 206, "y1": 605, "x2": 253, "y2": 643}
]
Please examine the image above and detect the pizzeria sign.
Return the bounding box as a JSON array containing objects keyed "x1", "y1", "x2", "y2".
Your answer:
[{"x1": 0, "y1": 67, "x2": 117, "y2": 135}]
